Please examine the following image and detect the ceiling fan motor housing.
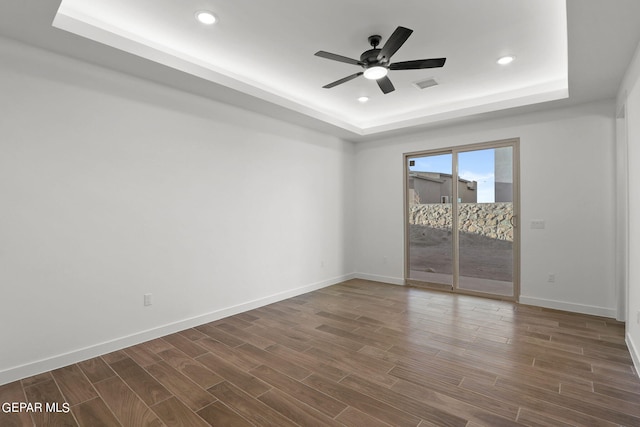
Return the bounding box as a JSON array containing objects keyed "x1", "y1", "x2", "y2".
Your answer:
[
  {"x1": 361, "y1": 48, "x2": 383, "y2": 67},
  {"x1": 362, "y1": 35, "x2": 386, "y2": 67}
]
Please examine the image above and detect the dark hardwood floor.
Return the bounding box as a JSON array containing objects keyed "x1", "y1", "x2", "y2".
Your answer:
[{"x1": 1, "y1": 279, "x2": 639, "y2": 426}]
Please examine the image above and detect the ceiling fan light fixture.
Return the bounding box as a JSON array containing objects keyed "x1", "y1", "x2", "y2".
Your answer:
[
  {"x1": 195, "y1": 11, "x2": 217, "y2": 25},
  {"x1": 316, "y1": 26, "x2": 446, "y2": 94},
  {"x1": 497, "y1": 55, "x2": 515, "y2": 65},
  {"x1": 363, "y1": 66, "x2": 388, "y2": 80}
]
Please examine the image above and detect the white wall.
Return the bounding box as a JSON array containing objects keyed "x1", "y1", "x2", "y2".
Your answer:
[
  {"x1": 0, "y1": 37, "x2": 355, "y2": 385},
  {"x1": 354, "y1": 101, "x2": 617, "y2": 317},
  {"x1": 618, "y1": 39, "x2": 640, "y2": 372}
]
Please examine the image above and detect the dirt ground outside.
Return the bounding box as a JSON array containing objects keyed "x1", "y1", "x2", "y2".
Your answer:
[{"x1": 409, "y1": 225, "x2": 513, "y2": 292}]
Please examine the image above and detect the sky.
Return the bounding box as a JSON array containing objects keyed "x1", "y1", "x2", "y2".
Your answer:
[{"x1": 409, "y1": 149, "x2": 496, "y2": 203}]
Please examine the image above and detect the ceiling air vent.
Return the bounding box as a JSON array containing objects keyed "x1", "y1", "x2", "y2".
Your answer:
[{"x1": 414, "y1": 78, "x2": 438, "y2": 90}]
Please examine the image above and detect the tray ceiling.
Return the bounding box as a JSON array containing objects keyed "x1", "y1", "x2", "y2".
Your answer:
[{"x1": 52, "y1": 0, "x2": 568, "y2": 136}]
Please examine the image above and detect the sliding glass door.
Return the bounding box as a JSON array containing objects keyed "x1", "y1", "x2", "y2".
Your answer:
[
  {"x1": 405, "y1": 140, "x2": 519, "y2": 300},
  {"x1": 406, "y1": 152, "x2": 454, "y2": 288}
]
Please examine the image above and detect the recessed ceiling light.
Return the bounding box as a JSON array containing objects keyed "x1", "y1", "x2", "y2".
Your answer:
[
  {"x1": 363, "y1": 66, "x2": 388, "y2": 80},
  {"x1": 358, "y1": 96, "x2": 369, "y2": 103},
  {"x1": 195, "y1": 11, "x2": 217, "y2": 25},
  {"x1": 497, "y1": 55, "x2": 515, "y2": 65}
]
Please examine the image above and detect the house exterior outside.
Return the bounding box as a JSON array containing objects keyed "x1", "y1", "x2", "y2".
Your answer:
[{"x1": 408, "y1": 172, "x2": 477, "y2": 204}]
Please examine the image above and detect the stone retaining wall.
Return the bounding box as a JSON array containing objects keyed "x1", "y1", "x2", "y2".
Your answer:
[{"x1": 409, "y1": 203, "x2": 513, "y2": 241}]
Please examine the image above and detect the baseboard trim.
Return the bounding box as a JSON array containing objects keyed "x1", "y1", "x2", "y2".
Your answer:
[
  {"x1": 350, "y1": 279, "x2": 617, "y2": 318},
  {"x1": 627, "y1": 333, "x2": 640, "y2": 378},
  {"x1": 0, "y1": 273, "x2": 356, "y2": 386},
  {"x1": 519, "y1": 296, "x2": 617, "y2": 318},
  {"x1": 353, "y1": 273, "x2": 405, "y2": 286}
]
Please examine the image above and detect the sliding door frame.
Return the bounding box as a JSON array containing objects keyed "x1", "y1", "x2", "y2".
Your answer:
[{"x1": 403, "y1": 138, "x2": 520, "y2": 302}]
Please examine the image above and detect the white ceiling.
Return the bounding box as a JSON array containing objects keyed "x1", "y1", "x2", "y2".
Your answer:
[
  {"x1": 52, "y1": 0, "x2": 568, "y2": 135},
  {"x1": 1, "y1": 1, "x2": 640, "y2": 141}
]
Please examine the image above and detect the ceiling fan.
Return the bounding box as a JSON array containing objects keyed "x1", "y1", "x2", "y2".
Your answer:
[{"x1": 315, "y1": 26, "x2": 446, "y2": 94}]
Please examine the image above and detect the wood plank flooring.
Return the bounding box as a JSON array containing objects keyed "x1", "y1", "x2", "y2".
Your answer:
[{"x1": 1, "y1": 279, "x2": 639, "y2": 426}]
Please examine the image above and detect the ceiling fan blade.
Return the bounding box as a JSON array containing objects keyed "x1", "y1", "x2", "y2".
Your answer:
[
  {"x1": 377, "y1": 76, "x2": 395, "y2": 94},
  {"x1": 315, "y1": 51, "x2": 363, "y2": 66},
  {"x1": 323, "y1": 72, "x2": 364, "y2": 88},
  {"x1": 390, "y1": 58, "x2": 447, "y2": 70},
  {"x1": 378, "y1": 26, "x2": 413, "y2": 62}
]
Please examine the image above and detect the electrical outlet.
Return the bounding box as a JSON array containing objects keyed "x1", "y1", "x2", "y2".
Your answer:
[
  {"x1": 144, "y1": 293, "x2": 152, "y2": 306},
  {"x1": 547, "y1": 273, "x2": 555, "y2": 283},
  {"x1": 531, "y1": 220, "x2": 546, "y2": 229}
]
